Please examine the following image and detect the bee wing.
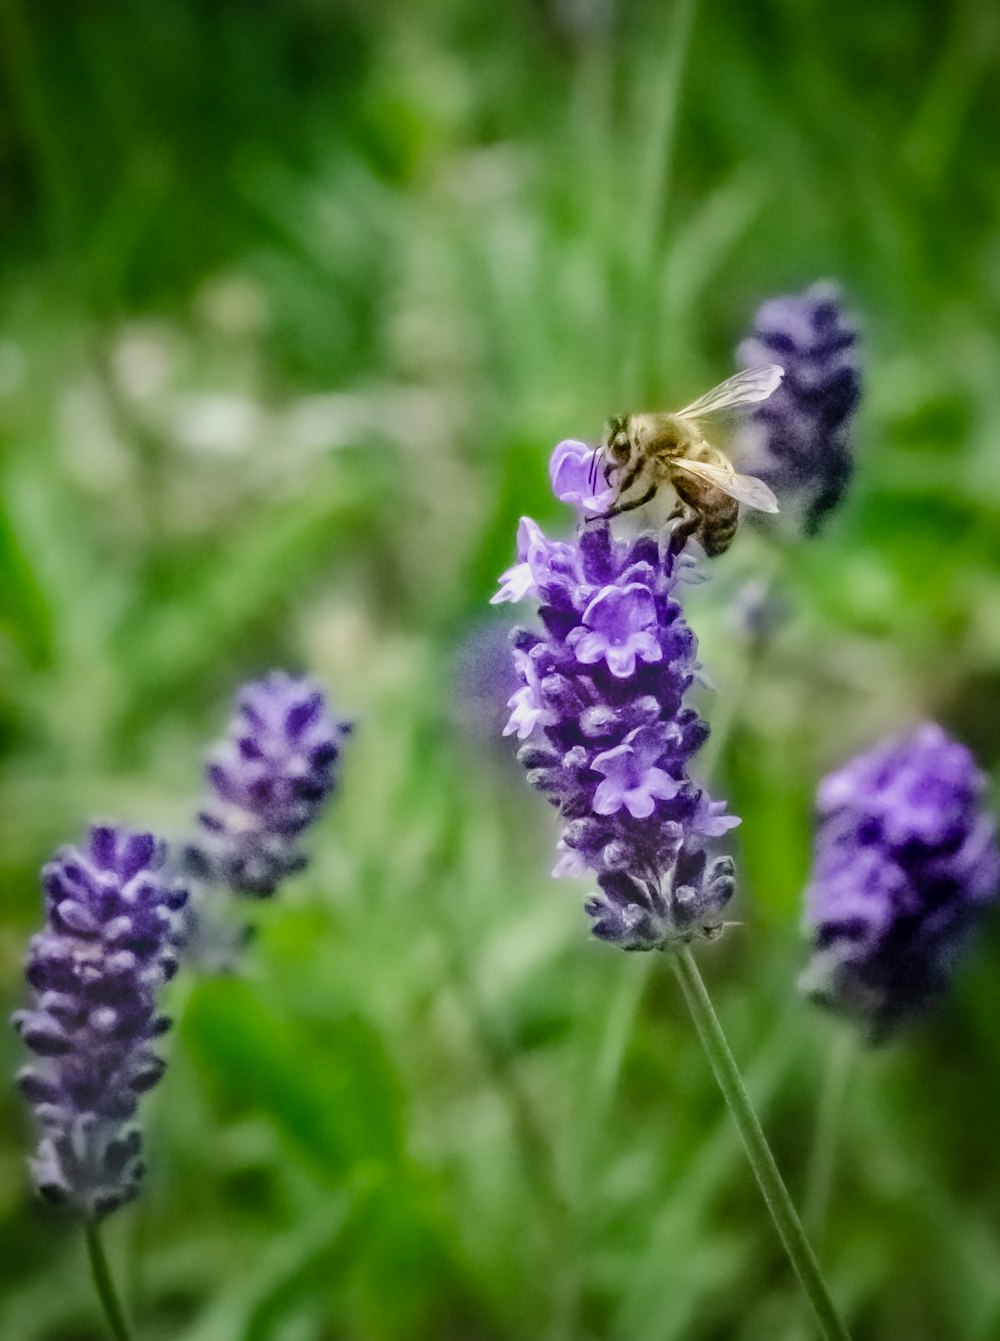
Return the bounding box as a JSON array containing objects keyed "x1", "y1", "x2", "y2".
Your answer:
[
  {"x1": 676, "y1": 365, "x2": 784, "y2": 421},
  {"x1": 671, "y1": 457, "x2": 780, "y2": 513}
]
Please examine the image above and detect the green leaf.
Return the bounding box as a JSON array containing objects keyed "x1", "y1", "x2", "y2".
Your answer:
[{"x1": 181, "y1": 977, "x2": 406, "y2": 1184}]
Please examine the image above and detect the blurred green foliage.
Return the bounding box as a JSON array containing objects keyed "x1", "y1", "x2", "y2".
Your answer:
[{"x1": 2, "y1": 0, "x2": 1000, "y2": 1337}]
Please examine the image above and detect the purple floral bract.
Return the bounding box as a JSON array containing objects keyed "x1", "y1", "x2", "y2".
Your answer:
[
  {"x1": 801, "y1": 723, "x2": 1000, "y2": 1038},
  {"x1": 496, "y1": 510, "x2": 738, "y2": 950},
  {"x1": 736, "y1": 281, "x2": 861, "y2": 535},
  {"x1": 188, "y1": 672, "x2": 352, "y2": 899},
  {"x1": 12, "y1": 825, "x2": 187, "y2": 1218}
]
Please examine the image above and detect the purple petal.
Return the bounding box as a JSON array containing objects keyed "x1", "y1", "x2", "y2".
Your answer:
[
  {"x1": 605, "y1": 644, "x2": 637, "y2": 677},
  {"x1": 285, "y1": 691, "x2": 324, "y2": 739},
  {"x1": 549, "y1": 439, "x2": 616, "y2": 513},
  {"x1": 622, "y1": 787, "x2": 656, "y2": 819},
  {"x1": 644, "y1": 768, "x2": 681, "y2": 801},
  {"x1": 593, "y1": 778, "x2": 626, "y2": 815},
  {"x1": 491, "y1": 561, "x2": 535, "y2": 605},
  {"x1": 552, "y1": 844, "x2": 588, "y2": 878}
]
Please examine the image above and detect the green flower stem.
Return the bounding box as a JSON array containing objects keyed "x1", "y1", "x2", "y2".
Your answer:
[
  {"x1": 670, "y1": 946, "x2": 852, "y2": 1341},
  {"x1": 802, "y1": 1027, "x2": 856, "y2": 1241},
  {"x1": 84, "y1": 1220, "x2": 135, "y2": 1341},
  {"x1": 623, "y1": 0, "x2": 700, "y2": 398}
]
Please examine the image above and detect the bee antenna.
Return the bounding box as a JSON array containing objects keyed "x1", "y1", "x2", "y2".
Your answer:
[{"x1": 589, "y1": 448, "x2": 601, "y2": 494}]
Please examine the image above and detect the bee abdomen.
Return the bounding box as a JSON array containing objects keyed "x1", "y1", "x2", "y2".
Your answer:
[{"x1": 699, "y1": 504, "x2": 739, "y2": 557}]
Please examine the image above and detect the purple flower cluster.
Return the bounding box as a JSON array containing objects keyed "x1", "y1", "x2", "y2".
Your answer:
[
  {"x1": 493, "y1": 449, "x2": 739, "y2": 950},
  {"x1": 187, "y1": 672, "x2": 352, "y2": 899},
  {"x1": 736, "y1": 282, "x2": 861, "y2": 535},
  {"x1": 12, "y1": 826, "x2": 187, "y2": 1219},
  {"x1": 801, "y1": 724, "x2": 1000, "y2": 1039}
]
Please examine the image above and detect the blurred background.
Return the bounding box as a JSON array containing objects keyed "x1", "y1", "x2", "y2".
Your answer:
[{"x1": 2, "y1": 1, "x2": 1000, "y2": 1338}]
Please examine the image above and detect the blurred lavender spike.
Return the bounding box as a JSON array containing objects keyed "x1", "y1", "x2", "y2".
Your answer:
[
  {"x1": 801, "y1": 723, "x2": 1000, "y2": 1040},
  {"x1": 12, "y1": 825, "x2": 187, "y2": 1219},
  {"x1": 736, "y1": 282, "x2": 862, "y2": 535},
  {"x1": 185, "y1": 671, "x2": 353, "y2": 900}
]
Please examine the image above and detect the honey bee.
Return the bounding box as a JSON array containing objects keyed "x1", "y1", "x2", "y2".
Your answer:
[{"x1": 597, "y1": 365, "x2": 784, "y2": 556}]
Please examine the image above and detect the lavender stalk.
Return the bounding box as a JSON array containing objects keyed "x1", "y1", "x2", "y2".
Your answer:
[
  {"x1": 85, "y1": 1220, "x2": 134, "y2": 1341},
  {"x1": 12, "y1": 824, "x2": 188, "y2": 1339},
  {"x1": 796, "y1": 723, "x2": 1000, "y2": 1276},
  {"x1": 671, "y1": 947, "x2": 851, "y2": 1341},
  {"x1": 495, "y1": 433, "x2": 851, "y2": 1337}
]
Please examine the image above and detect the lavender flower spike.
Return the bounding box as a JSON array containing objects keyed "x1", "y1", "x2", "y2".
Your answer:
[
  {"x1": 188, "y1": 672, "x2": 352, "y2": 899},
  {"x1": 498, "y1": 503, "x2": 739, "y2": 950},
  {"x1": 12, "y1": 825, "x2": 187, "y2": 1219},
  {"x1": 736, "y1": 282, "x2": 861, "y2": 534},
  {"x1": 801, "y1": 723, "x2": 1000, "y2": 1040}
]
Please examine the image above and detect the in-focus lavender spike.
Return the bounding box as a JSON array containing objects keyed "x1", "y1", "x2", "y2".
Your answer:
[{"x1": 495, "y1": 484, "x2": 740, "y2": 949}]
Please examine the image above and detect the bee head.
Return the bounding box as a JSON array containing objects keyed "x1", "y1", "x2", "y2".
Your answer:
[{"x1": 604, "y1": 416, "x2": 632, "y2": 467}]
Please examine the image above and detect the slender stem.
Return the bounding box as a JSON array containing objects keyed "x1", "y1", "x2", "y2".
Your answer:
[
  {"x1": 0, "y1": 0, "x2": 77, "y2": 272},
  {"x1": 439, "y1": 917, "x2": 563, "y2": 1219},
  {"x1": 549, "y1": 955, "x2": 654, "y2": 1341},
  {"x1": 697, "y1": 544, "x2": 785, "y2": 782},
  {"x1": 553, "y1": 550, "x2": 784, "y2": 1340},
  {"x1": 462, "y1": 970, "x2": 563, "y2": 1216},
  {"x1": 622, "y1": 0, "x2": 700, "y2": 399},
  {"x1": 85, "y1": 1220, "x2": 135, "y2": 1341},
  {"x1": 802, "y1": 1028, "x2": 856, "y2": 1241},
  {"x1": 670, "y1": 946, "x2": 852, "y2": 1341}
]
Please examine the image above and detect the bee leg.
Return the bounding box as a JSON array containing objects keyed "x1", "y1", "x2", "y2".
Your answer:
[
  {"x1": 600, "y1": 482, "x2": 657, "y2": 518},
  {"x1": 670, "y1": 507, "x2": 700, "y2": 551},
  {"x1": 614, "y1": 460, "x2": 645, "y2": 494}
]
